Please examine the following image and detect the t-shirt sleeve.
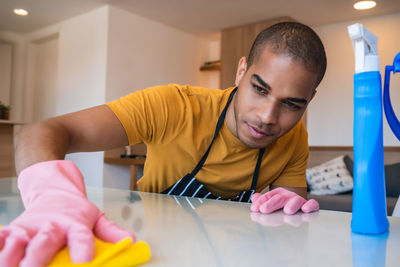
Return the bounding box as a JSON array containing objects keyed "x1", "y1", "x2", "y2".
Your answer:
[
  {"x1": 105, "y1": 84, "x2": 186, "y2": 145},
  {"x1": 271, "y1": 123, "x2": 309, "y2": 188}
]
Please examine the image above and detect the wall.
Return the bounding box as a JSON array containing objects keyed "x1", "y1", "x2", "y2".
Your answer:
[
  {"x1": 206, "y1": 39, "x2": 221, "y2": 89},
  {"x1": 105, "y1": 6, "x2": 210, "y2": 98},
  {"x1": 309, "y1": 12, "x2": 400, "y2": 146},
  {"x1": 23, "y1": 26, "x2": 62, "y2": 125},
  {"x1": 1, "y1": 5, "x2": 218, "y2": 189},
  {"x1": 5, "y1": 7, "x2": 110, "y2": 186},
  {"x1": 103, "y1": 6, "x2": 217, "y2": 189},
  {"x1": 0, "y1": 41, "x2": 12, "y2": 106},
  {"x1": 26, "y1": 36, "x2": 59, "y2": 121},
  {"x1": 55, "y1": 9, "x2": 108, "y2": 116},
  {"x1": 54, "y1": 7, "x2": 109, "y2": 187},
  {"x1": 0, "y1": 31, "x2": 26, "y2": 122}
]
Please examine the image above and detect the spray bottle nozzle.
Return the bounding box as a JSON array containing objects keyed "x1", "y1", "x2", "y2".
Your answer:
[{"x1": 348, "y1": 23, "x2": 379, "y2": 73}]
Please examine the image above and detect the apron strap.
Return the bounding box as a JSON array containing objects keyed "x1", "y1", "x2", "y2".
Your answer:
[
  {"x1": 250, "y1": 148, "x2": 265, "y2": 191},
  {"x1": 187, "y1": 87, "x2": 265, "y2": 193},
  {"x1": 190, "y1": 88, "x2": 236, "y2": 177}
]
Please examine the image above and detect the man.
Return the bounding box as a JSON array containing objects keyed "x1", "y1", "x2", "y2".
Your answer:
[{"x1": 0, "y1": 22, "x2": 326, "y2": 266}]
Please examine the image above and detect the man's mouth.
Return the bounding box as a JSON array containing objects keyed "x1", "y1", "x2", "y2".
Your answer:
[{"x1": 247, "y1": 124, "x2": 274, "y2": 138}]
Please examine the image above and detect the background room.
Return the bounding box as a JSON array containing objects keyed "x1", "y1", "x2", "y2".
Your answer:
[{"x1": 0, "y1": 1, "x2": 399, "y2": 203}]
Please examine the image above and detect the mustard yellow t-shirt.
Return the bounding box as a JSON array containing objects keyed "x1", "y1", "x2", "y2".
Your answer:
[{"x1": 106, "y1": 84, "x2": 308, "y2": 199}]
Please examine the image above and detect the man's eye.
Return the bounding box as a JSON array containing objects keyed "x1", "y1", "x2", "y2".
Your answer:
[
  {"x1": 252, "y1": 84, "x2": 266, "y2": 94},
  {"x1": 283, "y1": 101, "x2": 301, "y2": 110}
]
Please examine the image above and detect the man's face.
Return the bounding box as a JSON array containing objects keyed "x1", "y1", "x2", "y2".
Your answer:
[{"x1": 226, "y1": 46, "x2": 318, "y2": 149}]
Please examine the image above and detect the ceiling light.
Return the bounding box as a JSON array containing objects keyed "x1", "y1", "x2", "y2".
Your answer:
[
  {"x1": 14, "y1": 9, "x2": 29, "y2": 16},
  {"x1": 353, "y1": 1, "x2": 377, "y2": 10}
]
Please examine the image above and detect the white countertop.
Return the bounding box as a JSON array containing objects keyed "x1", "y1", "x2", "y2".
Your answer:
[{"x1": 0, "y1": 178, "x2": 399, "y2": 266}]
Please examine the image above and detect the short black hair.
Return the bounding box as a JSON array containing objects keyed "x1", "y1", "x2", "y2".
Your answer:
[{"x1": 247, "y1": 21, "x2": 327, "y2": 88}]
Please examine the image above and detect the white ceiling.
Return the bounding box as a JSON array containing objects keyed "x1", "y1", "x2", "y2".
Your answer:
[{"x1": 1, "y1": 0, "x2": 400, "y2": 38}]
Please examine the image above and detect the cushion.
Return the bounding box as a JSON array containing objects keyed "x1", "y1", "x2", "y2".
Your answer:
[
  {"x1": 385, "y1": 162, "x2": 400, "y2": 197},
  {"x1": 393, "y1": 197, "x2": 400, "y2": 218},
  {"x1": 343, "y1": 154, "x2": 353, "y2": 175},
  {"x1": 306, "y1": 156, "x2": 353, "y2": 195},
  {"x1": 341, "y1": 156, "x2": 400, "y2": 198}
]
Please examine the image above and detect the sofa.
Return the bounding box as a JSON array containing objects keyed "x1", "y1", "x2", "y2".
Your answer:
[{"x1": 306, "y1": 147, "x2": 400, "y2": 216}]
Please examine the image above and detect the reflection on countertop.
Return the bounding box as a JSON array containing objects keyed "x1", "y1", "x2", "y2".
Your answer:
[{"x1": 0, "y1": 179, "x2": 399, "y2": 266}]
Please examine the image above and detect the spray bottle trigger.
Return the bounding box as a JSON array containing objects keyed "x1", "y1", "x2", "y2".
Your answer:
[
  {"x1": 383, "y1": 52, "x2": 400, "y2": 141},
  {"x1": 393, "y1": 53, "x2": 400, "y2": 73}
]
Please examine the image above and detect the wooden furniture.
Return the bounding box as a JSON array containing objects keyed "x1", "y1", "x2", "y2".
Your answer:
[
  {"x1": 0, "y1": 120, "x2": 24, "y2": 177},
  {"x1": 220, "y1": 17, "x2": 294, "y2": 89},
  {"x1": 104, "y1": 156, "x2": 145, "y2": 191},
  {"x1": 104, "y1": 143, "x2": 147, "y2": 190},
  {"x1": 308, "y1": 146, "x2": 400, "y2": 167},
  {"x1": 199, "y1": 60, "x2": 221, "y2": 71}
]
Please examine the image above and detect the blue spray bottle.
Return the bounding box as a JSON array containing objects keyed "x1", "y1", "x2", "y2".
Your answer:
[{"x1": 348, "y1": 23, "x2": 389, "y2": 234}]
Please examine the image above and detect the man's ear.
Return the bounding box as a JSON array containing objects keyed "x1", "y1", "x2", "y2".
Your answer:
[
  {"x1": 235, "y1": 57, "x2": 247, "y2": 86},
  {"x1": 309, "y1": 90, "x2": 317, "y2": 102}
]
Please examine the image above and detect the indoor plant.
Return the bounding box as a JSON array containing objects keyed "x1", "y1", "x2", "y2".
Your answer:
[{"x1": 0, "y1": 101, "x2": 10, "y2": 120}]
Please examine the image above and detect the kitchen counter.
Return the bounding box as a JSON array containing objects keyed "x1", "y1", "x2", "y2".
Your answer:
[{"x1": 0, "y1": 178, "x2": 399, "y2": 266}]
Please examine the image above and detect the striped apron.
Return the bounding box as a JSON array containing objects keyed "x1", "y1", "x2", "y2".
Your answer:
[{"x1": 161, "y1": 88, "x2": 265, "y2": 203}]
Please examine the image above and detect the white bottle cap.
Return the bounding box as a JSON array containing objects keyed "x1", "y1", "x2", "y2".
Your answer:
[{"x1": 348, "y1": 23, "x2": 379, "y2": 73}]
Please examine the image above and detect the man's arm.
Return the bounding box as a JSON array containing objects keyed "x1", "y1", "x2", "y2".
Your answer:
[
  {"x1": 14, "y1": 104, "x2": 128, "y2": 174},
  {"x1": 0, "y1": 105, "x2": 135, "y2": 267}
]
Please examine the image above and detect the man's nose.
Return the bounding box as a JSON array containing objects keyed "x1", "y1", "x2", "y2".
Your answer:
[{"x1": 258, "y1": 97, "x2": 279, "y2": 125}]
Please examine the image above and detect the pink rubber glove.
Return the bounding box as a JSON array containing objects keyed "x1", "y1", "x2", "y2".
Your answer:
[
  {"x1": 0, "y1": 160, "x2": 135, "y2": 267},
  {"x1": 250, "y1": 187, "x2": 319, "y2": 215}
]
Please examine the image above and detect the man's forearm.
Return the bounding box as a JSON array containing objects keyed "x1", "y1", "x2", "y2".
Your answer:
[{"x1": 14, "y1": 119, "x2": 71, "y2": 175}]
